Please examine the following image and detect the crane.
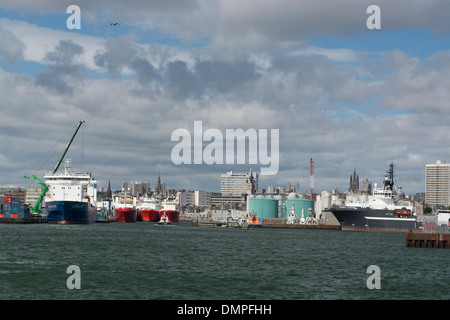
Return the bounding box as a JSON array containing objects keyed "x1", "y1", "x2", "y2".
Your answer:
[{"x1": 24, "y1": 120, "x2": 85, "y2": 216}]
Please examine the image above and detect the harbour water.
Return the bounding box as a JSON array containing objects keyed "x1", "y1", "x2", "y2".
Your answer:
[{"x1": 1, "y1": 222, "x2": 449, "y2": 300}]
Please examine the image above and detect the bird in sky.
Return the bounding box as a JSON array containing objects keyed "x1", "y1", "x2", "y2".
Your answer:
[{"x1": 110, "y1": 22, "x2": 120, "y2": 26}]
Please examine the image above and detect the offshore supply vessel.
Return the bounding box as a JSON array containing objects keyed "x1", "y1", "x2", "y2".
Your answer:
[
  {"x1": 160, "y1": 199, "x2": 180, "y2": 223},
  {"x1": 329, "y1": 163, "x2": 420, "y2": 232},
  {"x1": 137, "y1": 197, "x2": 160, "y2": 222},
  {"x1": 114, "y1": 194, "x2": 137, "y2": 222}
]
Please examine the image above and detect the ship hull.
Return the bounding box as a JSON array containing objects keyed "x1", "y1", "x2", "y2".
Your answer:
[
  {"x1": 160, "y1": 210, "x2": 179, "y2": 223},
  {"x1": 139, "y1": 209, "x2": 160, "y2": 222},
  {"x1": 329, "y1": 207, "x2": 420, "y2": 232},
  {"x1": 46, "y1": 201, "x2": 97, "y2": 224},
  {"x1": 115, "y1": 207, "x2": 137, "y2": 222}
]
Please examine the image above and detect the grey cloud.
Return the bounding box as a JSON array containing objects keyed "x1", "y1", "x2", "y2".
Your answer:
[
  {"x1": 165, "y1": 60, "x2": 202, "y2": 99},
  {"x1": 381, "y1": 51, "x2": 450, "y2": 118},
  {"x1": 94, "y1": 36, "x2": 261, "y2": 100},
  {"x1": 0, "y1": 25, "x2": 25, "y2": 64},
  {"x1": 195, "y1": 60, "x2": 260, "y2": 94},
  {"x1": 35, "y1": 40, "x2": 87, "y2": 95},
  {"x1": 129, "y1": 57, "x2": 161, "y2": 84},
  {"x1": 93, "y1": 35, "x2": 138, "y2": 78}
]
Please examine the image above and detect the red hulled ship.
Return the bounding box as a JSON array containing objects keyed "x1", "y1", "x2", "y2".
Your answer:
[
  {"x1": 138, "y1": 197, "x2": 160, "y2": 222},
  {"x1": 160, "y1": 199, "x2": 179, "y2": 223},
  {"x1": 114, "y1": 196, "x2": 137, "y2": 222}
]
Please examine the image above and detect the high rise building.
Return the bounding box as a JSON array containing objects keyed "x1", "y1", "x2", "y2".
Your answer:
[
  {"x1": 131, "y1": 181, "x2": 150, "y2": 196},
  {"x1": 425, "y1": 160, "x2": 450, "y2": 207},
  {"x1": 220, "y1": 169, "x2": 258, "y2": 196}
]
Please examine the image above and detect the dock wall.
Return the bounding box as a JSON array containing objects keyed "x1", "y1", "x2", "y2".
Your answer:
[{"x1": 406, "y1": 231, "x2": 450, "y2": 248}]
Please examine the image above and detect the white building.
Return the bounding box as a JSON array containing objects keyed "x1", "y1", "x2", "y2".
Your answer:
[
  {"x1": 25, "y1": 187, "x2": 43, "y2": 208},
  {"x1": 220, "y1": 170, "x2": 258, "y2": 196},
  {"x1": 194, "y1": 191, "x2": 211, "y2": 207},
  {"x1": 425, "y1": 160, "x2": 450, "y2": 207},
  {"x1": 177, "y1": 191, "x2": 211, "y2": 207}
]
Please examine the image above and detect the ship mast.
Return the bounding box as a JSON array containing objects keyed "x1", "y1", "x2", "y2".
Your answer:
[{"x1": 383, "y1": 162, "x2": 394, "y2": 191}]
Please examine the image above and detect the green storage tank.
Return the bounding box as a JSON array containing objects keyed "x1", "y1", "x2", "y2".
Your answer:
[
  {"x1": 248, "y1": 197, "x2": 279, "y2": 218},
  {"x1": 284, "y1": 198, "x2": 314, "y2": 219}
]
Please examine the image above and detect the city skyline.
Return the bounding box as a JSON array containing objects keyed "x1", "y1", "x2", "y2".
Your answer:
[{"x1": 1, "y1": 1, "x2": 450, "y2": 195}]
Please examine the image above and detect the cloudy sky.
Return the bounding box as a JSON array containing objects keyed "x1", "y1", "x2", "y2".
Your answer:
[{"x1": 1, "y1": 0, "x2": 450, "y2": 195}]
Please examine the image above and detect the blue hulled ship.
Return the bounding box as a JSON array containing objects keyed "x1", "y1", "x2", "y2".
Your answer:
[{"x1": 44, "y1": 160, "x2": 97, "y2": 224}]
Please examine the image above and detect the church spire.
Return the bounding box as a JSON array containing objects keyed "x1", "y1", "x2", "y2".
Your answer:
[
  {"x1": 106, "y1": 179, "x2": 112, "y2": 198},
  {"x1": 155, "y1": 172, "x2": 162, "y2": 195}
]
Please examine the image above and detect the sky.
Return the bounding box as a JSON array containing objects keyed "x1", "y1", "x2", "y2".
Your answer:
[{"x1": 1, "y1": 0, "x2": 450, "y2": 195}]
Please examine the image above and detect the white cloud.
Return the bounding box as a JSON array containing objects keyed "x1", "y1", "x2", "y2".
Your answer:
[
  {"x1": 290, "y1": 46, "x2": 360, "y2": 63},
  {"x1": 1, "y1": 1, "x2": 450, "y2": 194},
  {"x1": 0, "y1": 18, "x2": 104, "y2": 71}
]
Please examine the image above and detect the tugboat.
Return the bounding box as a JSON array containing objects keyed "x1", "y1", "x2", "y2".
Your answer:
[{"x1": 158, "y1": 212, "x2": 171, "y2": 225}]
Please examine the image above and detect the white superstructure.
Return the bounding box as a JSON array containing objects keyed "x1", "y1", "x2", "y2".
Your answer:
[{"x1": 44, "y1": 160, "x2": 97, "y2": 206}]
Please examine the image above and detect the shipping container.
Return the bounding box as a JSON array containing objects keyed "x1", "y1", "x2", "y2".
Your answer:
[
  {"x1": 4, "y1": 197, "x2": 12, "y2": 204},
  {"x1": 4, "y1": 203, "x2": 11, "y2": 211}
]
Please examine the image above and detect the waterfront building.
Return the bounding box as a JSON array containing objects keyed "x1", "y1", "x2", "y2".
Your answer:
[
  {"x1": 25, "y1": 187, "x2": 43, "y2": 208},
  {"x1": 211, "y1": 192, "x2": 246, "y2": 209},
  {"x1": 425, "y1": 160, "x2": 450, "y2": 207},
  {"x1": 177, "y1": 191, "x2": 195, "y2": 206},
  {"x1": 177, "y1": 190, "x2": 211, "y2": 207},
  {"x1": 131, "y1": 181, "x2": 150, "y2": 196},
  {"x1": 194, "y1": 190, "x2": 211, "y2": 207},
  {"x1": 220, "y1": 169, "x2": 258, "y2": 196}
]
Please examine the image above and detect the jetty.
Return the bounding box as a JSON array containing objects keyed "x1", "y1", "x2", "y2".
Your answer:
[
  {"x1": 406, "y1": 230, "x2": 450, "y2": 248},
  {"x1": 0, "y1": 217, "x2": 47, "y2": 224},
  {"x1": 191, "y1": 218, "x2": 341, "y2": 230}
]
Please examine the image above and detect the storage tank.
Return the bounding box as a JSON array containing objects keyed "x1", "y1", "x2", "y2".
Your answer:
[
  {"x1": 248, "y1": 197, "x2": 279, "y2": 218},
  {"x1": 284, "y1": 198, "x2": 315, "y2": 219}
]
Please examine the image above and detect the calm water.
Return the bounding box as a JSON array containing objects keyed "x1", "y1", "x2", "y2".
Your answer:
[{"x1": 0, "y1": 222, "x2": 448, "y2": 300}]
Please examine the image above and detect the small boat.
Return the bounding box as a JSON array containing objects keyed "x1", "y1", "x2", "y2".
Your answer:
[
  {"x1": 158, "y1": 212, "x2": 171, "y2": 225},
  {"x1": 247, "y1": 213, "x2": 262, "y2": 228}
]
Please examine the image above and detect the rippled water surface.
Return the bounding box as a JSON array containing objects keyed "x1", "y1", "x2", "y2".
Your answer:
[{"x1": 1, "y1": 222, "x2": 448, "y2": 299}]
